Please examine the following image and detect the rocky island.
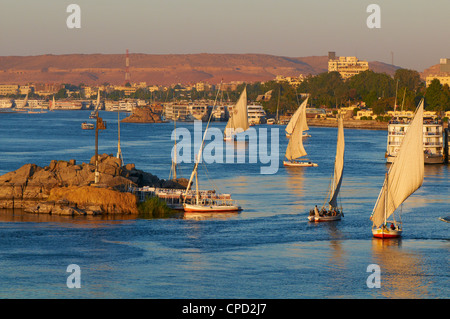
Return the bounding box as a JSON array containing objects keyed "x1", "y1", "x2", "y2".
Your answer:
[
  {"x1": 121, "y1": 105, "x2": 162, "y2": 123},
  {"x1": 0, "y1": 154, "x2": 187, "y2": 216}
]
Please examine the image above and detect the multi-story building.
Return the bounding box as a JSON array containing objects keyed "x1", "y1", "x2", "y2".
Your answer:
[
  {"x1": 328, "y1": 52, "x2": 369, "y2": 79},
  {"x1": 19, "y1": 85, "x2": 34, "y2": 95},
  {"x1": 195, "y1": 82, "x2": 213, "y2": 92},
  {"x1": 0, "y1": 85, "x2": 19, "y2": 96},
  {"x1": 426, "y1": 75, "x2": 450, "y2": 87},
  {"x1": 275, "y1": 74, "x2": 305, "y2": 87},
  {"x1": 440, "y1": 58, "x2": 450, "y2": 73}
]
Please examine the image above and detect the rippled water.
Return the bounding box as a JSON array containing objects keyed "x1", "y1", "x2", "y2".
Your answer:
[{"x1": 0, "y1": 110, "x2": 448, "y2": 299}]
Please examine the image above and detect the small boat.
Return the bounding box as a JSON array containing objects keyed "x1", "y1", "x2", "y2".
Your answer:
[
  {"x1": 309, "y1": 115, "x2": 345, "y2": 222},
  {"x1": 89, "y1": 89, "x2": 101, "y2": 119},
  {"x1": 224, "y1": 87, "x2": 249, "y2": 141},
  {"x1": 49, "y1": 95, "x2": 55, "y2": 112},
  {"x1": 283, "y1": 160, "x2": 318, "y2": 167},
  {"x1": 283, "y1": 97, "x2": 317, "y2": 167},
  {"x1": 81, "y1": 122, "x2": 94, "y2": 130},
  {"x1": 370, "y1": 99, "x2": 425, "y2": 239},
  {"x1": 438, "y1": 216, "x2": 450, "y2": 223},
  {"x1": 184, "y1": 199, "x2": 242, "y2": 212},
  {"x1": 184, "y1": 85, "x2": 242, "y2": 213}
]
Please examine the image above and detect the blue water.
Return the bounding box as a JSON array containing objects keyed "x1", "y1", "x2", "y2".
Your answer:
[{"x1": 0, "y1": 110, "x2": 448, "y2": 299}]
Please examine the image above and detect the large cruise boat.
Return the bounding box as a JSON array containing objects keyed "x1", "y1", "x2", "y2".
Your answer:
[
  {"x1": 190, "y1": 102, "x2": 212, "y2": 121},
  {"x1": 0, "y1": 99, "x2": 13, "y2": 109},
  {"x1": 386, "y1": 113, "x2": 444, "y2": 164},
  {"x1": 163, "y1": 102, "x2": 196, "y2": 121},
  {"x1": 227, "y1": 103, "x2": 266, "y2": 125},
  {"x1": 247, "y1": 104, "x2": 267, "y2": 125}
]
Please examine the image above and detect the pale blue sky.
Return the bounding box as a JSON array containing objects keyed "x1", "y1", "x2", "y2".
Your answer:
[{"x1": 0, "y1": 0, "x2": 448, "y2": 71}]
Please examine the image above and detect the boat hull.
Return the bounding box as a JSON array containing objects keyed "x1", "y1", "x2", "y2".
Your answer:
[
  {"x1": 387, "y1": 154, "x2": 443, "y2": 165},
  {"x1": 372, "y1": 227, "x2": 402, "y2": 239},
  {"x1": 308, "y1": 213, "x2": 342, "y2": 222},
  {"x1": 183, "y1": 203, "x2": 242, "y2": 213},
  {"x1": 283, "y1": 160, "x2": 318, "y2": 167}
]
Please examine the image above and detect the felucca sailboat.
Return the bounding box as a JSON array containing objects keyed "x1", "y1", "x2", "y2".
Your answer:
[
  {"x1": 285, "y1": 96, "x2": 310, "y2": 138},
  {"x1": 224, "y1": 87, "x2": 249, "y2": 141},
  {"x1": 90, "y1": 89, "x2": 101, "y2": 118},
  {"x1": 283, "y1": 97, "x2": 317, "y2": 167},
  {"x1": 309, "y1": 115, "x2": 345, "y2": 222},
  {"x1": 184, "y1": 86, "x2": 242, "y2": 213},
  {"x1": 370, "y1": 99, "x2": 424, "y2": 238}
]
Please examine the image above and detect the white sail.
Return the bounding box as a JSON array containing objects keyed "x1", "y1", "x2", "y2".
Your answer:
[
  {"x1": 286, "y1": 98, "x2": 309, "y2": 135},
  {"x1": 329, "y1": 115, "x2": 345, "y2": 208},
  {"x1": 370, "y1": 100, "x2": 424, "y2": 227},
  {"x1": 51, "y1": 95, "x2": 55, "y2": 111},
  {"x1": 285, "y1": 98, "x2": 308, "y2": 160},
  {"x1": 225, "y1": 88, "x2": 249, "y2": 138}
]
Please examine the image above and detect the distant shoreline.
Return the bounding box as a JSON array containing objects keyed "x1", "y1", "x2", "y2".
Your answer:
[{"x1": 306, "y1": 118, "x2": 388, "y2": 130}]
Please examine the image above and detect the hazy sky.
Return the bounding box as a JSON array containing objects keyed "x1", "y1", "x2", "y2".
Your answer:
[{"x1": 0, "y1": 0, "x2": 448, "y2": 71}]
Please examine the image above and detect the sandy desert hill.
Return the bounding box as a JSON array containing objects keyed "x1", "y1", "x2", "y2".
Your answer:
[{"x1": 0, "y1": 53, "x2": 401, "y2": 86}]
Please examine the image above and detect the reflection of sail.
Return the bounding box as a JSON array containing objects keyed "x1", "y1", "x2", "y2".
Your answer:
[
  {"x1": 370, "y1": 239, "x2": 430, "y2": 298},
  {"x1": 285, "y1": 168, "x2": 305, "y2": 195},
  {"x1": 285, "y1": 169, "x2": 305, "y2": 211}
]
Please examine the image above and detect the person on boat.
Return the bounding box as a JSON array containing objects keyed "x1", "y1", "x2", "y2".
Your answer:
[
  {"x1": 314, "y1": 205, "x2": 320, "y2": 217},
  {"x1": 390, "y1": 223, "x2": 395, "y2": 230}
]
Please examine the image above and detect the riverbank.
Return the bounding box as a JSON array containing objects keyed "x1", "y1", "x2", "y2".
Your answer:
[
  {"x1": 307, "y1": 118, "x2": 388, "y2": 130},
  {"x1": 306, "y1": 117, "x2": 448, "y2": 130}
]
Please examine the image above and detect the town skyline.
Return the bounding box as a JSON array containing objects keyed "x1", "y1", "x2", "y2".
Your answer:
[{"x1": 0, "y1": 0, "x2": 449, "y2": 72}]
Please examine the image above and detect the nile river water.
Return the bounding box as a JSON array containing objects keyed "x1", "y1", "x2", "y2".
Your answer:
[{"x1": 0, "y1": 110, "x2": 448, "y2": 299}]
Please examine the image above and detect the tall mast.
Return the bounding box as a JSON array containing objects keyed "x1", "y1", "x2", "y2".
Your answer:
[
  {"x1": 170, "y1": 112, "x2": 178, "y2": 179},
  {"x1": 117, "y1": 110, "x2": 124, "y2": 166},
  {"x1": 384, "y1": 172, "x2": 388, "y2": 225}
]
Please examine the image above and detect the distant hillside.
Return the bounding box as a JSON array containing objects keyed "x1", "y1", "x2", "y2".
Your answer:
[{"x1": 0, "y1": 53, "x2": 402, "y2": 86}]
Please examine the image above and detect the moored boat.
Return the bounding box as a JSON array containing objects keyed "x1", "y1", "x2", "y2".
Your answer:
[
  {"x1": 81, "y1": 122, "x2": 94, "y2": 130},
  {"x1": 184, "y1": 85, "x2": 243, "y2": 213}
]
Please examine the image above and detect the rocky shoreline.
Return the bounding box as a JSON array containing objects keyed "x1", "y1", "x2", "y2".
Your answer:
[{"x1": 0, "y1": 154, "x2": 187, "y2": 216}]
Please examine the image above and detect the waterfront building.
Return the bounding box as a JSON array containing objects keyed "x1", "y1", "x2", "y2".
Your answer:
[
  {"x1": 0, "y1": 84, "x2": 19, "y2": 96},
  {"x1": 356, "y1": 109, "x2": 374, "y2": 120},
  {"x1": 327, "y1": 52, "x2": 369, "y2": 79},
  {"x1": 19, "y1": 85, "x2": 34, "y2": 95},
  {"x1": 306, "y1": 108, "x2": 327, "y2": 119}
]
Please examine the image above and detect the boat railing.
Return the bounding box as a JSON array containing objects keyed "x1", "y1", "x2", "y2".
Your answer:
[{"x1": 184, "y1": 197, "x2": 239, "y2": 207}]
